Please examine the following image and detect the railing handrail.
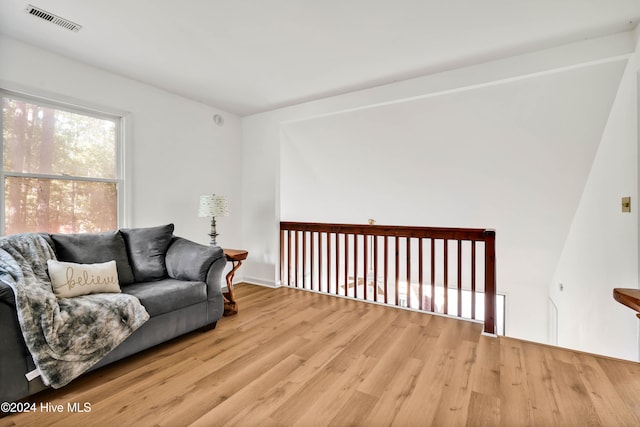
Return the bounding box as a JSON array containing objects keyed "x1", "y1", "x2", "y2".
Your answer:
[
  {"x1": 280, "y1": 221, "x2": 497, "y2": 335},
  {"x1": 281, "y1": 221, "x2": 495, "y2": 241}
]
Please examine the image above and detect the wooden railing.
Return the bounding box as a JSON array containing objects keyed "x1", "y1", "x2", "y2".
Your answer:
[{"x1": 280, "y1": 221, "x2": 497, "y2": 334}]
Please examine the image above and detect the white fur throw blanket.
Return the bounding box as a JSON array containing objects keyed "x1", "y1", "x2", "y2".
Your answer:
[{"x1": 0, "y1": 234, "x2": 149, "y2": 388}]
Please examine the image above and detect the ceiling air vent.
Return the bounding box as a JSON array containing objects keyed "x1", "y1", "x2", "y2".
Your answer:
[{"x1": 25, "y1": 4, "x2": 82, "y2": 32}]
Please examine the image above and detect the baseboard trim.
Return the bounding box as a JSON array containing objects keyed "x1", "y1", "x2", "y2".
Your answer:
[{"x1": 241, "y1": 276, "x2": 280, "y2": 288}]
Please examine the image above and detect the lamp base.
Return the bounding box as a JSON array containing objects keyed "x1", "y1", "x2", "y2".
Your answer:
[{"x1": 208, "y1": 216, "x2": 219, "y2": 246}]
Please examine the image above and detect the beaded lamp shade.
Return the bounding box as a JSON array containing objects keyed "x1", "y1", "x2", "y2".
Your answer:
[{"x1": 198, "y1": 195, "x2": 229, "y2": 218}]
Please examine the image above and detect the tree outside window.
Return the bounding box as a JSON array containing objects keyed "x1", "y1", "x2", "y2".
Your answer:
[{"x1": 1, "y1": 93, "x2": 121, "y2": 235}]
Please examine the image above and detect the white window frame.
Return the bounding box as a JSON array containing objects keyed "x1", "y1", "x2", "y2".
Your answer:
[{"x1": 0, "y1": 88, "x2": 127, "y2": 235}]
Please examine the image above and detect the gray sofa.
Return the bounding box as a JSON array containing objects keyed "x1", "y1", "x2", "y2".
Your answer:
[{"x1": 0, "y1": 224, "x2": 226, "y2": 404}]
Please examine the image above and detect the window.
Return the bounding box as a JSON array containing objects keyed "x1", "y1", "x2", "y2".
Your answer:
[{"x1": 1, "y1": 91, "x2": 123, "y2": 235}]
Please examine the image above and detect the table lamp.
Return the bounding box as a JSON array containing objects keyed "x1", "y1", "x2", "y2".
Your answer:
[{"x1": 198, "y1": 194, "x2": 229, "y2": 246}]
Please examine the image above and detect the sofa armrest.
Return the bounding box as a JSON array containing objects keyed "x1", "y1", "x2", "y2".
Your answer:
[
  {"x1": 0, "y1": 282, "x2": 15, "y2": 307},
  {"x1": 166, "y1": 237, "x2": 224, "y2": 282},
  {"x1": 0, "y1": 300, "x2": 31, "y2": 403},
  {"x1": 165, "y1": 237, "x2": 226, "y2": 325}
]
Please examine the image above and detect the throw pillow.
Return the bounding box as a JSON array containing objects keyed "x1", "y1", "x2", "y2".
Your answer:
[
  {"x1": 50, "y1": 231, "x2": 135, "y2": 286},
  {"x1": 120, "y1": 224, "x2": 174, "y2": 282},
  {"x1": 47, "y1": 260, "x2": 121, "y2": 299}
]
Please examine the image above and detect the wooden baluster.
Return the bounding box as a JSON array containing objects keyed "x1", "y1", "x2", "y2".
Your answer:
[
  {"x1": 484, "y1": 230, "x2": 496, "y2": 334},
  {"x1": 457, "y1": 240, "x2": 462, "y2": 317},
  {"x1": 395, "y1": 236, "x2": 400, "y2": 307},
  {"x1": 471, "y1": 240, "x2": 476, "y2": 319},
  {"x1": 287, "y1": 229, "x2": 292, "y2": 287},
  {"x1": 384, "y1": 236, "x2": 389, "y2": 305},
  {"x1": 314, "y1": 232, "x2": 318, "y2": 291},
  {"x1": 419, "y1": 238, "x2": 423, "y2": 311},
  {"x1": 295, "y1": 231, "x2": 300, "y2": 287},
  {"x1": 430, "y1": 239, "x2": 435, "y2": 312},
  {"x1": 309, "y1": 231, "x2": 316, "y2": 290},
  {"x1": 406, "y1": 237, "x2": 411, "y2": 308},
  {"x1": 327, "y1": 233, "x2": 331, "y2": 294},
  {"x1": 344, "y1": 234, "x2": 349, "y2": 297},
  {"x1": 302, "y1": 231, "x2": 307, "y2": 289},
  {"x1": 373, "y1": 235, "x2": 378, "y2": 302},
  {"x1": 316, "y1": 232, "x2": 321, "y2": 292},
  {"x1": 313, "y1": 232, "x2": 318, "y2": 291},
  {"x1": 335, "y1": 233, "x2": 340, "y2": 295},
  {"x1": 364, "y1": 233, "x2": 368, "y2": 301},
  {"x1": 443, "y1": 239, "x2": 448, "y2": 314},
  {"x1": 292, "y1": 230, "x2": 296, "y2": 287},
  {"x1": 354, "y1": 234, "x2": 358, "y2": 299}
]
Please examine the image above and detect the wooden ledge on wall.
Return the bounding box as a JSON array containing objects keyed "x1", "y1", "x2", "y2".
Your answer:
[{"x1": 613, "y1": 288, "x2": 640, "y2": 319}]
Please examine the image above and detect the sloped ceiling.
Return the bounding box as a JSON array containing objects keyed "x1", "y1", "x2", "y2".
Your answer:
[{"x1": 0, "y1": 0, "x2": 639, "y2": 115}]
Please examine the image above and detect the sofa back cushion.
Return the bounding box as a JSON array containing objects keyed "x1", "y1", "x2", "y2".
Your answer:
[
  {"x1": 50, "y1": 231, "x2": 135, "y2": 285},
  {"x1": 120, "y1": 224, "x2": 174, "y2": 283}
]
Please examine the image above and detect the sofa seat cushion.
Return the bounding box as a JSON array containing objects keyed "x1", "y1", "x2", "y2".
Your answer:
[{"x1": 122, "y1": 279, "x2": 206, "y2": 317}]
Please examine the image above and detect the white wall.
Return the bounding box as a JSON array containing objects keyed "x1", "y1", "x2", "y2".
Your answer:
[
  {"x1": 0, "y1": 35, "x2": 243, "y2": 249},
  {"x1": 550, "y1": 32, "x2": 640, "y2": 361},
  {"x1": 242, "y1": 31, "x2": 637, "y2": 349}
]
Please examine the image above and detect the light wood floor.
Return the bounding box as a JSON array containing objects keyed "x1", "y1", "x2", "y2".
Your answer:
[{"x1": 2, "y1": 284, "x2": 640, "y2": 426}]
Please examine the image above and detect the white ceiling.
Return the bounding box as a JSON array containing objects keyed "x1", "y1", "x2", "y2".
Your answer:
[{"x1": 1, "y1": 0, "x2": 639, "y2": 116}]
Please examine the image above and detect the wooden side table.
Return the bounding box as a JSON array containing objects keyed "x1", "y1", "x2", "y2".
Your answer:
[{"x1": 223, "y1": 249, "x2": 248, "y2": 316}]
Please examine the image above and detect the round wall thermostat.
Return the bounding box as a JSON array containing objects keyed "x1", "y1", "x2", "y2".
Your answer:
[{"x1": 213, "y1": 114, "x2": 224, "y2": 126}]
